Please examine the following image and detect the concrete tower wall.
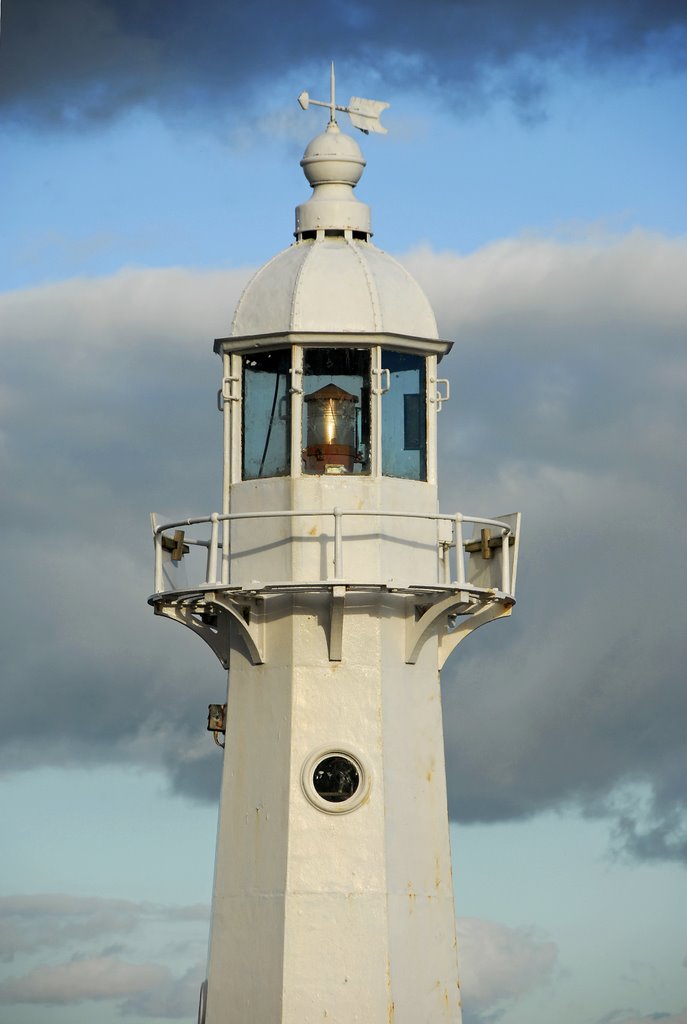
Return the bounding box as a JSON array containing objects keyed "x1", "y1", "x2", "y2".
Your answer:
[{"x1": 205, "y1": 594, "x2": 460, "y2": 1024}]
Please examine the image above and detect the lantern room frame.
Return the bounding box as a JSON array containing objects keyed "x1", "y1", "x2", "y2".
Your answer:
[{"x1": 215, "y1": 331, "x2": 451, "y2": 491}]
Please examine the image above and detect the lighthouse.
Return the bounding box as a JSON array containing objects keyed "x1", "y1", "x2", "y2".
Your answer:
[{"x1": 150, "y1": 73, "x2": 520, "y2": 1024}]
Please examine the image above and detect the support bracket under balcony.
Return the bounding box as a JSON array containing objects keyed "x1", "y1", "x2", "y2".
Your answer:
[
  {"x1": 328, "y1": 585, "x2": 346, "y2": 662},
  {"x1": 153, "y1": 592, "x2": 265, "y2": 667},
  {"x1": 437, "y1": 600, "x2": 513, "y2": 669},
  {"x1": 406, "y1": 591, "x2": 514, "y2": 667}
]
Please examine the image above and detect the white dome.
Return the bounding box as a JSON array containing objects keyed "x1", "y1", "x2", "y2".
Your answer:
[
  {"x1": 227, "y1": 120, "x2": 441, "y2": 344},
  {"x1": 231, "y1": 237, "x2": 439, "y2": 339}
]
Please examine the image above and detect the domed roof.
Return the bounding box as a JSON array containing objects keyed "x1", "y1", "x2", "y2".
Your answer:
[
  {"x1": 231, "y1": 237, "x2": 439, "y2": 339},
  {"x1": 226, "y1": 116, "x2": 441, "y2": 346}
]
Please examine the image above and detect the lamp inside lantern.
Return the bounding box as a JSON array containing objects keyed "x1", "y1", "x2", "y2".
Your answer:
[{"x1": 303, "y1": 383, "x2": 359, "y2": 473}]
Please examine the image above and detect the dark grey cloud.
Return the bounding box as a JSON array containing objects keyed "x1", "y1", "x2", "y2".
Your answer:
[
  {"x1": 1, "y1": 0, "x2": 685, "y2": 128},
  {"x1": 610, "y1": 786, "x2": 687, "y2": 864},
  {"x1": 0, "y1": 270, "x2": 243, "y2": 798},
  {"x1": 402, "y1": 234, "x2": 687, "y2": 860}
]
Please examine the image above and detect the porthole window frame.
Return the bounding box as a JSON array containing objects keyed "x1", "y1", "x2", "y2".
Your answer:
[{"x1": 301, "y1": 746, "x2": 371, "y2": 815}]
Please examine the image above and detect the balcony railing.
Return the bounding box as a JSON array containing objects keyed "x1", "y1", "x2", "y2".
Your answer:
[{"x1": 151, "y1": 508, "x2": 517, "y2": 599}]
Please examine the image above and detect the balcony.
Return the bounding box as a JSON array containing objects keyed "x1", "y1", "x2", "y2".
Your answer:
[{"x1": 149, "y1": 508, "x2": 520, "y2": 668}]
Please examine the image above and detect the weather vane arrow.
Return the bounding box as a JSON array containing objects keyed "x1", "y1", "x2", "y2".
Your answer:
[{"x1": 298, "y1": 62, "x2": 390, "y2": 135}]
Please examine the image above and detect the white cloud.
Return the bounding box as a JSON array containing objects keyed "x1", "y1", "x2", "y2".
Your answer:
[
  {"x1": 0, "y1": 895, "x2": 210, "y2": 1015},
  {"x1": 457, "y1": 917, "x2": 556, "y2": 1011},
  {"x1": 0, "y1": 955, "x2": 169, "y2": 1004},
  {"x1": 402, "y1": 230, "x2": 687, "y2": 346},
  {"x1": 0, "y1": 894, "x2": 209, "y2": 962},
  {"x1": 0, "y1": 265, "x2": 251, "y2": 354},
  {"x1": 121, "y1": 962, "x2": 205, "y2": 1018}
]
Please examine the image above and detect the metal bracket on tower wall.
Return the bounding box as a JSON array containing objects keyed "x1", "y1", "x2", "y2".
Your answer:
[
  {"x1": 437, "y1": 600, "x2": 513, "y2": 669},
  {"x1": 328, "y1": 585, "x2": 346, "y2": 661},
  {"x1": 154, "y1": 593, "x2": 265, "y2": 667},
  {"x1": 405, "y1": 592, "x2": 513, "y2": 667},
  {"x1": 405, "y1": 591, "x2": 471, "y2": 664}
]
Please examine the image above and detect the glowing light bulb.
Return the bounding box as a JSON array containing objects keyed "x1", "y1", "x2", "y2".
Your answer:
[{"x1": 324, "y1": 401, "x2": 337, "y2": 444}]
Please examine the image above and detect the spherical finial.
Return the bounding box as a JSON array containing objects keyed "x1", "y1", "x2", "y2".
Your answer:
[{"x1": 300, "y1": 121, "x2": 366, "y2": 188}]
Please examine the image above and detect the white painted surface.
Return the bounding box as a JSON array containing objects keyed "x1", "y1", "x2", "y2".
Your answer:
[
  {"x1": 201, "y1": 456, "x2": 466, "y2": 1019},
  {"x1": 152, "y1": 112, "x2": 519, "y2": 1024},
  {"x1": 230, "y1": 239, "x2": 439, "y2": 340},
  {"x1": 227, "y1": 476, "x2": 440, "y2": 589},
  {"x1": 204, "y1": 594, "x2": 461, "y2": 1023},
  {"x1": 230, "y1": 118, "x2": 439, "y2": 341},
  {"x1": 298, "y1": 63, "x2": 390, "y2": 136}
]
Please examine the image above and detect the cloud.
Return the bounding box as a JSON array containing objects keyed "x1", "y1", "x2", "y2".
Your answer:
[
  {"x1": 0, "y1": 267, "x2": 250, "y2": 795},
  {"x1": 458, "y1": 917, "x2": 557, "y2": 1022},
  {"x1": 609, "y1": 784, "x2": 687, "y2": 864},
  {"x1": 0, "y1": 953, "x2": 204, "y2": 1015},
  {"x1": 403, "y1": 231, "x2": 687, "y2": 346},
  {"x1": 596, "y1": 1012, "x2": 687, "y2": 1024},
  {"x1": 0, "y1": 894, "x2": 209, "y2": 963},
  {"x1": 401, "y1": 231, "x2": 687, "y2": 859},
  {"x1": 1, "y1": 1, "x2": 685, "y2": 128},
  {"x1": 0, "y1": 229, "x2": 686, "y2": 862},
  {"x1": 120, "y1": 962, "x2": 205, "y2": 1018},
  {"x1": 0, "y1": 894, "x2": 209, "y2": 1015},
  {"x1": 0, "y1": 894, "x2": 140, "y2": 962},
  {"x1": 0, "y1": 955, "x2": 169, "y2": 1005}
]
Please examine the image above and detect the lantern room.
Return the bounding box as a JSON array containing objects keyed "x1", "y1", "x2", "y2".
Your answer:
[
  {"x1": 221, "y1": 340, "x2": 446, "y2": 484},
  {"x1": 213, "y1": 120, "x2": 451, "y2": 498}
]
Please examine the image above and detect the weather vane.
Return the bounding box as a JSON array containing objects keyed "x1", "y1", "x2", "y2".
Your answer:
[{"x1": 298, "y1": 62, "x2": 389, "y2": 135}]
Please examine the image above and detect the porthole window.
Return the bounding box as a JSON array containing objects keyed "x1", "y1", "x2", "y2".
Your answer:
[
  {"x1": 302, "y1": 747, "x2": 370, "y2": 814},
  {"x1": 313, "y1": 755, "x2": 359, "y2": 802}
]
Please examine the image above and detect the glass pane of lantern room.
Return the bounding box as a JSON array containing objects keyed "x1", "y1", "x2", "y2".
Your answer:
[
  {"x1": 242, "y1": 350, "x2": 291, "y2": 479},
  {"x1": 302, "y1": 349, "x2": 370, "y2": 474},
  {"x1": 381, "y1": 351, "x2": 426, "y2": 480}
]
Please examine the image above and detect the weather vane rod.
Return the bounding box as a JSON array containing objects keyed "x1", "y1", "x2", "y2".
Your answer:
[{"x1": 298, "y1": 61, "x2": 390, "y2": 135}]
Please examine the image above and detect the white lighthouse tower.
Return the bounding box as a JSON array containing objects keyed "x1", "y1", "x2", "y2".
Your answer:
[{"x1": 150, "y1": 73, "x2": 519, "y2": 1024}]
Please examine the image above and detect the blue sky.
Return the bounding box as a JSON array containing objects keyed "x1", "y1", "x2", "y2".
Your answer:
[
  {"x1": 1, "y1": 2, "x2": 687, "y2": 1022},
  {"x1": 4, "y1": 68, "x2": 686, "y2": 287}
]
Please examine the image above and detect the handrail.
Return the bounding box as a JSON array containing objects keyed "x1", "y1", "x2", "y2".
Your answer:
[{"x1": 153, "y1": 508, "x2": 514, "y2": 597}]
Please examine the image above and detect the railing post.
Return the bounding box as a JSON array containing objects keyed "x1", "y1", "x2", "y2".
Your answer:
[
  {"x1": 453, "y1": 514, "x2": 465, "y2": 586},
  {"x1": 501, "y1": 529, "x2": 511, "y2": 594},
  {"x1": 154, "y1": 531, "x2": 163, "y2": 594},
  {"x1": 206, "y1": 513, "x2": 220, "y2": 586},
  {"x1": 221, "y1": 516, "x2": 230, "y2": 586},
  {"x1": 438, "y1": 518, "x2": 451, "y2": 585},
  {"x1": 333, "y1": 507, "x2": 343, "y2": 580}
]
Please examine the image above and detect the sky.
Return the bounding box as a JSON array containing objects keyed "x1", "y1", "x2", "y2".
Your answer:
[{"x1": 1, "y1": 1, "x2": 686, "y2": 1022}]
